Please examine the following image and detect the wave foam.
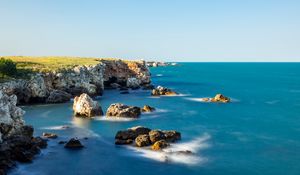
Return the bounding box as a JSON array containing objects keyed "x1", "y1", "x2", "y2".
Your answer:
[
  {"x1": 126, "y1": 133, "x2": 211, "y2": 165},
  {"x1": 93, "y1": 116, "x2": 137, "y2": 122},
  {"x1": 40, "y1": 125, "x2": 71, "y2": 130}
]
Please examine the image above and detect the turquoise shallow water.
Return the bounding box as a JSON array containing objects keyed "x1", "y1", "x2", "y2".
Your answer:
[{"x1": 10, "y1": 63, "x2": 300, "y2": 175}]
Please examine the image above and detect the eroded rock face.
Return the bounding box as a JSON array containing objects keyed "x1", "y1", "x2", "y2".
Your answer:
[
  {"x1": 106, "y1": 103, "x2": 141, "y2": 118},
  {"x1": 73, "y1": 93, "x2": 103, "y2": 117},
  {"x1": 151, "y1": 86, "x2": 178, "y2": 96},
  {"x1": 103, "y1": 60, "x2": 151, "y2": 89}
]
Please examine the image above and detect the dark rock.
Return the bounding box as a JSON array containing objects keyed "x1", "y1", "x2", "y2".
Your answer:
[
  {"x1": 58, "y1": 141, "x2": 67, "y2": 144},
  {"x1": 46, "y1": 90, "x2": 72, "y2": 103},
  {"x1": 163, "y1": 130, "x2": 181, "y2": 142},
  {"x1": 64, "y1": 138, "x2": 84, "y2": 149},
  {"x1": 115, "y1": 126, "x2": 151, "y2": 145},
  {"x1": 120, "y1": 91, "x2": 129, "y2": 94}
]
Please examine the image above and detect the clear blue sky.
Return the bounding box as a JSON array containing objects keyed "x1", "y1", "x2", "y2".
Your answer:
[{"x1": 0, "y1": 0, "x2": 299, "y2": 62}]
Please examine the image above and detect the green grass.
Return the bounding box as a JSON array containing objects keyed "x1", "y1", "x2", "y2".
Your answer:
[{"x1": 1, "y1": 56, "x2": 125, "y2": 72}]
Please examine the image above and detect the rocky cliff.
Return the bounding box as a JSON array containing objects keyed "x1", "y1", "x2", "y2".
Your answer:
[
  {"x1": 0, "y1": 90, "x2": 47, "y2": 174},
  {"x1": 0, "y1": 59, "x2": 151, "y2": 104}
]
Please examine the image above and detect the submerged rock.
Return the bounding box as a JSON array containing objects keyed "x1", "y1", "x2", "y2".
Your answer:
[
  {"x1": 64, "y1": 138, "x2": 84, "y2": 149},
  {"x1": 135, "y1": 134, "x2": 151, "y2": 147},
  {"x1": 141, "y1": 105, "x2": 155, "y2": 112},
  {"x1": 210, "y1": 94, "x2": 230, "y2": 103},
  {"x1": 106, "y1": 103, "x2": 141, "y2": 118},
  {"x1": 151, "y1": 86, "x2": 178, "y2": 96},
  {"x1": 73, "y1": 93, "x2": 103, "y2": 117},
  {"x1": 151, "y1": 140, "x2": 170, "y2": 151}
]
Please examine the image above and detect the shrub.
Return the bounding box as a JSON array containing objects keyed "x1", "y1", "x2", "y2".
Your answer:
[{"x1": 0, "y1": 57, "x2": 17, "y2": 78}]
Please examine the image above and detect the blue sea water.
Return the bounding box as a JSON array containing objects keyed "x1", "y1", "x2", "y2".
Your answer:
[{"x1": 10, "y1": 63, "x2": 300, "y2": 175}]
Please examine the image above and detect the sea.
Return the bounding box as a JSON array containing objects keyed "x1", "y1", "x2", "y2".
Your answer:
[{"x1": 9, "y1": 63, "x2": 300, "y2": 175}]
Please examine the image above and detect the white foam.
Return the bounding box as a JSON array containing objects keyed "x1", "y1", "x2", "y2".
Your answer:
[
  {"x1": 186, "y1": 97, "x2": 239, "y2": 103},
  {"x1": 125, "y1": 133, "x2": 211, "y2": 165},
  {"x1": 265, "y1": 100, "x2": 280, "y2": 104},
  {"x1": 40, "y1": 125, "x2": 71, "y2": 130},
  {"x1": 93, "y1": 116, "x2": 137, "y2": 122},
  {"x1": 156, "y1": 74, "x2": 163, "y2": 77}
]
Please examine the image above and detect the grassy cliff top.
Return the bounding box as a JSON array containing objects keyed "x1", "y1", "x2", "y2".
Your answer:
[{"x1": 2, "y1": 56, "x2": 134, "y2": 72}]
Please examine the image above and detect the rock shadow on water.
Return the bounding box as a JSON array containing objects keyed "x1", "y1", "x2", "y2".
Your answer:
[{"x1": 123, "y1": 133, "x2": 211, "y2": 166}]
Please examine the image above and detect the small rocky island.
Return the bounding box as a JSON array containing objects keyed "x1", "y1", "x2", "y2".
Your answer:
[
  {"x1": 115, "y1": 126, "x2": 181, "y2": 151},
  {"x1": 201, "y1": 94, "x2": 231, "y2": 103},
  {"x1": 151, "y1": 86, "x2": 178, "y2": 96}
]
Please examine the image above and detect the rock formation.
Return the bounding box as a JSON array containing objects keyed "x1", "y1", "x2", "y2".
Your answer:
[
  {"x1": 46, "y1": 90, "x2": 72, "y2": 103},
  {"x1": 0, "y1": 90, "x2": 47, "y2": 174},
  {"x1": 210, "y1": 94, "x2": 230, "y2": 103},
  {"x1": 106, "y1": 103, "x2": 141, "y2": 118},
  {"x1": 114, "y1": 126, "x2": 181, "y2": 151},
  {"x1": 64, "y1": 138, "x2": 84, "y2": 149},
  {"x1": 200, "y1": 94, "x2": 230, "y2": 103},
  {"x1": 141, "y1": 105, "x2": 155, "y2": 112},
  {"x1": 151, "y1": 140, "x2": 169, "y2": 151},
  {"x1": 151, "y1": 86, "x2": 178, "y2": 96},
  {"x1": 73, "y1": 93, "x2": 103, "y2": 117}
]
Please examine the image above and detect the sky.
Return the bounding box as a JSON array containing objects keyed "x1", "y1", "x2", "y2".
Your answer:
[{"x1": 0, "y1": 0, "x2": 299, "y2": 62}]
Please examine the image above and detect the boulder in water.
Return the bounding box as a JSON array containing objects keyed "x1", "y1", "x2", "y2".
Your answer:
[
  {"x1": 106, "y1": 103, "x2": 141, "y2": 118},
  {"x1": 73, "y1": 93, "x2": 103, "y2": 117},
  {"x1": 141, "y1": 105, "x2": 155, "y2": 112},
  {"x1": 135, "y1": 134, "x2": 151, "y2": 147},
  {"x1": 210, "y1": 94, "x2": 230, "y2": 103},
  {"x1": 163, "y1": 130, "x2": 181, "y2": 142},
  {"x1": 42, "y1": 132, "x2": 58, "y2": 139},
  {"x1": 115, "y1": 126, "x2": 151, "y2": 145},
  {"x1": 149, "y1": 130, "x2": 165, "y2": 143},
  {"x1": 151, "y1": 86, "x2": 178, "y2": 96},
  {"x1": 64, "y1": 138, "x2": 84, "y2": 149},
  {"x1": 151, "y1": 140, "x2": 169, "y2": 151}
]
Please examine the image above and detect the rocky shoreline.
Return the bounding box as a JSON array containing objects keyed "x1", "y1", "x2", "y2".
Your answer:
[
  {"x1": 0, "y1": 59, "x2": 151, "y2": 105},
  {"x1": 0, "y1": 59, "x2": 152, "y2": 174}
]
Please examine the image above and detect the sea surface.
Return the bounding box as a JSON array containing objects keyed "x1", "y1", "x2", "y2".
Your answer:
[{"x1": 10, "y1": 63, "x2": 300, "y2": 175}]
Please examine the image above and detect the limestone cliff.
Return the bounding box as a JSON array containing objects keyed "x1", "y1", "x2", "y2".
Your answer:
[{"x1": 0, "y1": 59, "x2": 151, "y2": 104}]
